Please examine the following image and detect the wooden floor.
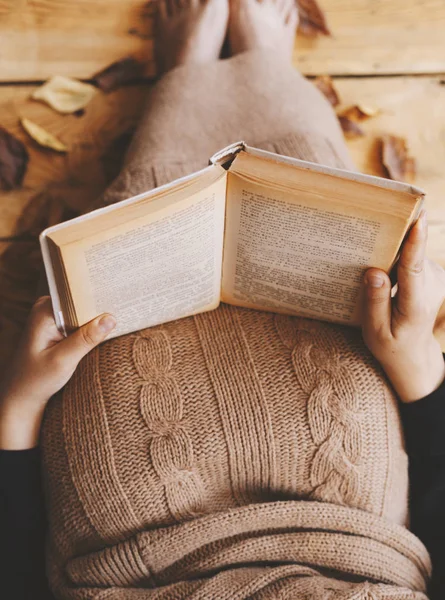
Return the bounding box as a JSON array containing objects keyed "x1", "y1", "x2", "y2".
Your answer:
[{"x1": 0, "y1": 0, "x2": 445, "y2": 372}]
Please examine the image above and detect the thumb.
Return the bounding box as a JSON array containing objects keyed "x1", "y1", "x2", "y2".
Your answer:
[
  {"x1": 56, "y1": 314, "x2": 116, "y2": 365},
  {"x1": 362, "y1": 269, "x2": 392, "y2": 342}
]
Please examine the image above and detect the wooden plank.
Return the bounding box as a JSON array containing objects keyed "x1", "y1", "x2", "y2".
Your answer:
[
  {"x1": 335, "y1": 75, "x2": 445, "y2": 266},
  {"x1": 0, "y1": 0, "x2": 156, "y2": 81},
  {"x1": 295, "y1": 0, "x2": 445, "y2": 75},
  {"x1": 0, "y1": 84, "x2": 146, "y2": 237},
  {"x1": 1, "y1": 1, "x2": 445, "y2": 81}
]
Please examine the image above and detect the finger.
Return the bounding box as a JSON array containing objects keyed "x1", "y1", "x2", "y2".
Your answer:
[
  {"x1": 396, "y1": 211, "x2": 427, "y2": 318},
  {"x1": 362, "y1": 268, "x2": 392, "y2": 342},
  {"x1": 26, "y1": 297, "x2": 62, "y2": 350},
  {"x1": 53, "y1": 314, "x2": 116, "y2": 365},
  {"x1": 286, "y1": 6, "x2": 299, "y2": 27},
  {"x1": 28, "y1": 295, "x2": 51, "y2": 320}
]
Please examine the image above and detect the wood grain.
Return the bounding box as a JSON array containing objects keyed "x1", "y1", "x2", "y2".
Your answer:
[
  {"x1": 0, "y1": 0, "x2": 155, "y2": 81},
  {"x1": 334, "y1": 75, "x2": 445, "y2": 266},
  {"x1": 295, "y1": 0, "x2": 445, "y2": 75},
  {"x1": 1, "y1": 0, "x2": 445, "y2": 80},
  {"x1": 0, "y1": 83, "x2": 147, "y2": 237}
]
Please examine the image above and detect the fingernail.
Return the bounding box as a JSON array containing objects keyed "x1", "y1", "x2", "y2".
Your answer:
[
  {"x1": 366, "y1": 273, "x2": 385, "y2": 288},
  {"x1": 97, "y1": 314, "x2": 116, "y2": 333}
]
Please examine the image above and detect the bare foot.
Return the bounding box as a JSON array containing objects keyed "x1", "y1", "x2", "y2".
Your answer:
[
  {"x1": 229, "y1": 0, "x2": 299, "y2": 58},
  {"x1": 156, "y1": 0, "x2": 230, "y2": 73}
]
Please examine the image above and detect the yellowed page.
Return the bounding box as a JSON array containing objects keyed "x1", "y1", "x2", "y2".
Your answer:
[
  {"x1": 61, "y1": 173, "x2": 227, "y2": 338},
  {"x1": 221, "y1": 172, "x2": 422, "y2": 326}
]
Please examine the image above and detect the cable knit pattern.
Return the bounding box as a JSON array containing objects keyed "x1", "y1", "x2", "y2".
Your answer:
[
  {"x1": 134, "y1": 328, "x2": 205, "y2": 521},
  {"x1": 41, "y1": 51, "x2": 428, "y2": 599},
  {"x1": 275, "y1": 315, "x2": 362, "y2": 506}
]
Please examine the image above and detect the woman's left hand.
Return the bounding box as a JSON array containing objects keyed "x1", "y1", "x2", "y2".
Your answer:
[
  {"x1": 0, "y1": 296, "x2": 116, "y2": 449},
  {"x1": 362, "y1": 211, "x2": 445, "y2": 403}
]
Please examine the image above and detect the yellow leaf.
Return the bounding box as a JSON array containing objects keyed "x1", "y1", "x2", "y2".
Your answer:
[
  {"x1": 356, "y1": 104, "x2": 380, "y2": 118},
  {"x1": 337, "y1": 104, "x2": 380, "y2": 122},
  {"x1": 31, "y1": 76, "x2": 96, "y2": 114},
  {"x1": 20, "y1": 118, "x2": 68, "y2": 153}
]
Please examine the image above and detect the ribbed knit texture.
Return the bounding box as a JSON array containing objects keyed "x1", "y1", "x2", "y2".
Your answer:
[{"x1": 42, "y1": 51, "x2": 431, "y2": 599}]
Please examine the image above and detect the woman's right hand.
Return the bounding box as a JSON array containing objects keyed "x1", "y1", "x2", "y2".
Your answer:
[
  {"x1": 0, "y1": 296, "x2": 116, "y2": 449},
  {"x1": 362, "y1": 211, "x2": 445, "y2": 404}
]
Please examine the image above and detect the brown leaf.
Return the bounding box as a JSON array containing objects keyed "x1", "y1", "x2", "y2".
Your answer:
[
  {"x1": 31, "y1": 76, "x2": 97, "y2": 114},
  {"x1": 338, "y1": 116, "x2": 365, "y2": 138},
  {"x1": 381, "y1": 135, "x2": 416, "y2": 182},
  {"x1": 0, "y1": 127, "x2": 29, "y2": 191},
  {"x1": 338, "y1": 104, "x2": 380, "y2": 122},
  {"x1": 21, "y1": 118, "x2": 68, "y2": 153},
  {"x1": 313, "y1": 75, "x2": 340, "y2": 107},
  {"x1": 93, "y1": 57, "x2": 145, "y2": 93},
  {"x1": 297, "y1": 0, "x2": 331, "y2": 37},
  {"x1": 15, "y1": 191, "x2": 66, "y2": 237}
]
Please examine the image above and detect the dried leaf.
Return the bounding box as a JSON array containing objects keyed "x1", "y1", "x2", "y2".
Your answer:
[
  {"x1": 15, "y1": 190, "x2": 66, "y2": 237},
  {"x1": 338, "y1": 116, "x2": 365, "y2": 138},
  {"x1": 0, "y1": 127, "x2": 29, "y2": 190},
  {"x1": 93, "y1": 57, "x2": 145, "y2": 93},
  {"x1": 338, "y1": 104, "x2": 380, "y2": 122},
  {"x1": 297, "y1": 0, "x2": 331, "y2": 37},
  {"x1": 354, "y1": 104, "x2": 380, "y2": 118},
  {"x1": 381, "y1": 135, "x2": 416, "y2": 182},
  {"x1": 313, "y1": 75, "x2": 340, "y2": 107},
  {"x1": 31, "y1": 76, "x2": 97, "y2": 114},
  {"x1": 20, "y1": 118, "x2": 68, "y2": 153}
]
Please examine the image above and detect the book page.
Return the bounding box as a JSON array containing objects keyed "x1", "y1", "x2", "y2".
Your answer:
[
  {"x1": 221, "y1": 172, "x2": 420, "y2": 325},
  {"x1": 60, "y1": 173, "x2": 227, "y2": 338}
]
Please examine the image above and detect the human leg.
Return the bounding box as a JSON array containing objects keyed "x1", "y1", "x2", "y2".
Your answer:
[{"x1": 95, "y1": 0, "x2": 352, "y2": 211}]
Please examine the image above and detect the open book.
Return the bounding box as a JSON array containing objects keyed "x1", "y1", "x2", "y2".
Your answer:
[{"x1": 40, "y1": 142, "x2": 424, "y2": 339}]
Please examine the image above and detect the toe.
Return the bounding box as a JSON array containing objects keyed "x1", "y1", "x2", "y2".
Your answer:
[
  {"x1": 283, "y1": 0, "x2": 297, "y2": 21},
  {"x1": 285, "y1": 4, "x2": 299, "y2": 27}
]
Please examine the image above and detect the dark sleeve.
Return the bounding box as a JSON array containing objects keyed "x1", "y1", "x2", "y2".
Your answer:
[
  {"x1": 400, "y1": 361, "x2": 445, "y2": 600},
  {"x1": 0, "y1": 448, "x2": 53, "y2": 600}
]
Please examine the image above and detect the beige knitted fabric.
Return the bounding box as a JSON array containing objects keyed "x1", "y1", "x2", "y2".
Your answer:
[{"x1": 42, "y1": 51, "x2": 431, "y2": 600}]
